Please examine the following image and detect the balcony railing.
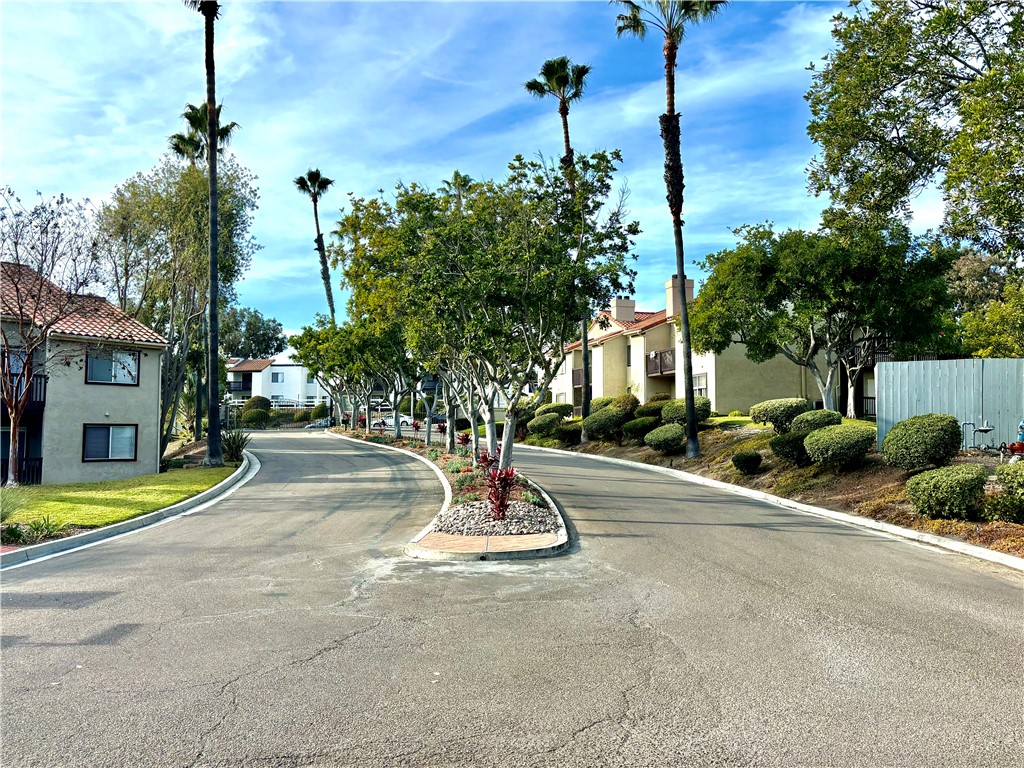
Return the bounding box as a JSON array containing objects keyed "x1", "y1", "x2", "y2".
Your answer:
[
  {"x1": 645, "y1": 349, "x2": 675, "y2": 376},
  {"x1": 1, "y1": 374, "x2": 46, "y2": 416},
  {"x1": 860, "y1": 396, "x2": 877, "y2": 418},
  {"x1": 1, "y1": 457, "x2": 43, "y2": 485},
  {"x1": 228, "y1": 381, "x2": 249, "y2": 393}
]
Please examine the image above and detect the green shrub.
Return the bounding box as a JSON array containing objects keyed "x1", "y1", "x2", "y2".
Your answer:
[
  {"x1": 749, "y1": 398, "x2": 812, "y2": 434},
  {"x1": 398, "y1": 397, "x2": 428, "y2": 418},
  {"x1": 804, "y1": 423, "x2": 877, "y2": 467},
  {"x1": 583, "y1": 406, "x2": 628, "y2": 441},
  {"x1": 882, "y1": 413, "x2": 961, "y2": 470},
  {"x1": 241, "y1": 408, "x2": 269, "y2": 428},
  {"x1": 906, "y1": 464, "x2": 988, "y2": 520},
  {"x1": 634, "y1": 402, "x2": 664, "y2": 419},
  {"x1": 222, "y1": 428, "x2": 252, "y2": 462},
  {"x1": 622, "y1": 416, "x2": 659, "y2": 442},
  {"x1": 644, "y1": 423, "x2": 686, "y2": 454},
  {"x1": 535, "y1": 402, "x2": 574, "y2": 419},
  {"x1": 661, "y1": 396, "x2": 712, "y2": 426},
  {"x1": 611, "y1": 392, "x2": 640, "y2": 419},
  {"x1": 527, "y1": 412, "x2": 562, "y2": 436},
  {"x1": 791, "y1": 409, "x2": 843, "y2": 433},
  {"x1": 769, "y1": 430, "x2": 813, "y2": 467},
  {"x1": 554, "y1": 419, "x2": 583, "y2": 446},
  {"x1": 590, "y1": 396, "x2": 614, "y2": 413},
  {"x1": 293, "y1": 409, "x2": 312, "y2": 423},
  {"x1": 728, "y1": 410, "x2": 747, "y2": 417},
  {"x1": 732, "y1": 451, "x2": 762, "y2": 475},
  {"x1": 647, "y1": 392, "x2": 672, "y2": 402},
  {"x1": 244, "y1": 396, "x2": 271, "y2": 413},
  {"x1": 997, "y1": 462, "x2": 1024, "y2": 499},
  {"x1": 1, "y1": 523, "x2": 26, "y2": 545},
  {"x1": 310, "y1": 402, "x2": 329, "y2": 420},
  {"x1": 981, "y1": 493, "x2": 1024, "y2": 524}
]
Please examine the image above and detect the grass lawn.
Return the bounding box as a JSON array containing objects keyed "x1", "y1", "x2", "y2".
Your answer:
[
  {"x1": 707, "y1": 416, "x2": 755, "y2": 429},
  {"x1": 2, "y1": 467, "x2": 237, "y2": 528}
]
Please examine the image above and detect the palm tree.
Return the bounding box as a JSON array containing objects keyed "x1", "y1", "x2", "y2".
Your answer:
[
  {"x1": 184, "y1": 0, "x2": 225, "y2": 466},
  {"x1": 614, "y1": 0, "x2": 726, "y2": 458},
  {"x1": 294, "y1": 169, "x2": 337, "y2": 323},
  {"x1": 169, "y1": 103, "x2": 239, "y2": 167},
  {"x1": 524, "y1": 56, "x2": 596, "y2": 431}
]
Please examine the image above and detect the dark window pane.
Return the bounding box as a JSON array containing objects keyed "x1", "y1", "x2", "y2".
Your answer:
[{"x1": 84, "y1": 426, "x2": 110, "y2": 459}]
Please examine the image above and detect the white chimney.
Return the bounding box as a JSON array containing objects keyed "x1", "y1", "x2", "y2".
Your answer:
[
  {"x1": 665, "y1": 275, "x2": 694, "y2": 318},
  {"x1": 610, "y1": 296, "x2": 636, "y2": 324}
]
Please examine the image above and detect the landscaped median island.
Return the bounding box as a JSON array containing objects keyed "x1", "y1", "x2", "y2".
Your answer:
[
  {"x1": 0, "y1": 465, "x2": 238, "y2": 548},
  {"x1": 328, "y1": 428, "x2": 562, "y2": 543}
]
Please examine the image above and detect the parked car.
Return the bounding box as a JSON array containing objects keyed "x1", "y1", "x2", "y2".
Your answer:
[
  {"x1": 373, "y1": 415, "x2": 413, "y2": 429},
  {"x1": 303, "y1": 417, "x2": 336, "y2": 429}
]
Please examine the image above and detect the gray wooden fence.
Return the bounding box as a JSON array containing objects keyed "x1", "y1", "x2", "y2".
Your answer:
[{"x1": 876, "y1": 359, "x2": 1024, "y2": 449}]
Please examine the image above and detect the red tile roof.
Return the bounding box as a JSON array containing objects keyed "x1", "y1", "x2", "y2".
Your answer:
[
  {"x1": 228, "y1": 358, "x2": 275, "y2": 372},
  {"x1": 2, "y1": 262, "x2": 168, "y2": 346},
  {"x1": 564, "y1": 309, "x2": 671, "y2": 352}
]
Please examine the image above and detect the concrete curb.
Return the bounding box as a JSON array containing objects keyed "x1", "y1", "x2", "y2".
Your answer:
[
  {"x1": 518, "y1": 444, "x2": 1024, "y2": 574},
  {"x1": 1, "y1": 451, "x2": 260, "y2": 570},
  {"x1": 323, "y1": 431, "x2": 571, "y2": 561}
]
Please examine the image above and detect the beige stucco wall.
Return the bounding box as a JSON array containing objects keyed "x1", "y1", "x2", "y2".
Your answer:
[
  {"x1": 709, "y1": 345, "x2": 828, "y2": 414},
  {"x1": 643, "y1": 324, "x2": 676, "y2": 401},
  {"x1": 600, "y1": 336, "x2": 629, "y2": 398},
  {"x1": 41, "y1": 339, "x2": 163, "y2": 484}
]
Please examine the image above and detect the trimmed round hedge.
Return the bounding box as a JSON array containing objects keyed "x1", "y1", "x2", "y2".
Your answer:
[
  {"x1": 804, "y1": 423, "x2": 876, "y2": 467},
  {"x1": 661, "y1": 396, "x2": 712, "y2": 426},
  {"x1": 583, "y1": 406, "x2": 629, "y2": 440},
  {"x1": 882, "y1": 413, "x2": 961, "y2": 470},
  {"x1": 634, "y1": 402, "x2": 664, "y2": 419},
  {"x1": 527, "y1": 412, "x2": 562, "y2": 436},
  {"x1": 790, "y1": 409, "x2": 842, "y2": 433},
  {"x1": 728, "y1": 410, "x2": 747, "y2": 417},
  {"x1": 644, "y1": 423, "x2": 686, "y2": 454},
  {"x1": 310, "y1": 402, "x2": 329, "y2": 419},
  {"x1": 647, "y1": 392, "x2": 672, "y2": 402},
  {"x1": 536, "y1": 402, "x2": 574, "y2": 419},
  {"x1": 749, "y1": 398, "x2": 811, "y2": 434},
  {"x1": 244, "y1": 396, "x2": 272, "y2": 413},
  {"x1": 906, "y1": 464, "x2": 988, "y2": 520},
  {"x1": 611, "y1": 392, "x2": 640, "y2": 419},
  {"x1": 241, "y1": 408, "x2": 269, "y2": 428},
  {"x1": 769, "y1": 430, "x2": 812, "y2": 467},
  {"x1": 732, "y1": 451, "x2": 762, "y2": 475},
  {"x1": 590, "y1": 396, "x2": 614, "y2": 413},
  {"x1": 622, "y1": 416, "x2": 659, "y2": 442},
  {"x1": 554, "y1": 419, "x2": 583, "y2": 446}
]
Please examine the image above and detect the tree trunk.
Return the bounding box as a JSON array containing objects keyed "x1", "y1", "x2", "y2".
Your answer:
[
  {"x1": 843, "y1": 363, "x2": 863, "y2": 420},
  {"x1": 203, "y1": 6, "x2": 224, "y2": 467},
  {"x1": 5, "y1": 410, "x2": 22, "y2": 487},
  {"x1": 660, "y1": 36, "x2": 699, "y2": 458},
  {"x1": 499, "y1": 410, "x2": 517, "y2": 470},
  {"x1": 313, "y1": 197, "x2": 335, "y2": 324}
]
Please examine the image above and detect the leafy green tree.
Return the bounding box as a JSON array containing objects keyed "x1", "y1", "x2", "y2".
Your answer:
[
  {"x1": 294, "y1": 169, "x2": 337, "y2": 323},
  {"x1": 807, "y1": 0, "x2": 1021, "y2": 260},
  {"x1": 219, "y1": 306, "x2": 286, "y2": 359},
  {"x1": 689, "y1": 216, "x2": 953, "y2": 417},
  {"x1": 961, "y1": 275, "x2": 1024, "y2": 358},
  {"x1": 613, "y1": 0, "x2": 727, "y2": 458},
  {"x1": 95, "y1": 155, "x2": 259, "y2": 455},
  {"x1": 525, "y1": 55, "x2": 597, "y2": 433}
]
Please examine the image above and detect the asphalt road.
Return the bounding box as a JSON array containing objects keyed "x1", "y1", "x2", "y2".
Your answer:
[{"x1": 1, "y1": 432, "x2": 1021, "y2": 767}]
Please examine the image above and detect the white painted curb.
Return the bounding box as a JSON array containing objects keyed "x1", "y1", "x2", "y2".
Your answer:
[
  {"x1": 1, "y1": 451, "x2": 261, "y2": 570},
  {"x1": 518, "y1": 444, "x2": 1024, "y2": 574}
]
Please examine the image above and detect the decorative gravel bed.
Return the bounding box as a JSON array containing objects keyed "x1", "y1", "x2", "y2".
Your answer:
[{"x1": 433, "y1": 500, "x2": 561, "y2": 536}]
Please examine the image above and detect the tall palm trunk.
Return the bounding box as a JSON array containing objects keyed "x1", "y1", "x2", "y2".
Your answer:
[
  {"x1": 203, "y1": 5, "x2": 223, "y2": 466},
  {"x1": 660, "y1": 37, "x2": 699, "y2": 458},
  {"x1": 559, "y1": 101, "x2": 592, "y2": 434},
  {"x1": 312, "y1": 197, "x2": 335, "y2": 323}
]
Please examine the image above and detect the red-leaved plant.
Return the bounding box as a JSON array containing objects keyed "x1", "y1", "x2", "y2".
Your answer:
[
  {"x1": 412, "y1": 420, "x2": 421, "y2": 434},
  {"x1": 487, "y1": 467, "x2": 517, "y2": 521},
  {"x1": 477, "y1": 447, "x2": 500, "y2": 471},
  {"x1": 456, "y1": 432, "x2": 470, "y2": 447},
  {"x1": 436, "y1": 422, "x2": 447, "y2": 435}
]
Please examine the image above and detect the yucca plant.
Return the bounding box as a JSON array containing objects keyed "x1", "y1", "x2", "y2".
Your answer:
[{"x1": 222, "y1": 428, "x2": 251, "y2": 463}]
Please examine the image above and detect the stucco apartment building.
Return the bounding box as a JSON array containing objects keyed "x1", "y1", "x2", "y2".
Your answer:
[
  {"x1": 551, "y1": 276, "x2": 826, "y2": 415},
  {"x1": 226, "y1": 350, "x2": 331, "y2": 408},
  {"x1": 1, "y1": 263, "x2": 168, "y2": 485}
]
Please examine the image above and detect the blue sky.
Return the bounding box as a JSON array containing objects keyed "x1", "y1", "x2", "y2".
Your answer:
[{"x1": 1, "y1": 1, "x2": 944, "y2": 335}]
